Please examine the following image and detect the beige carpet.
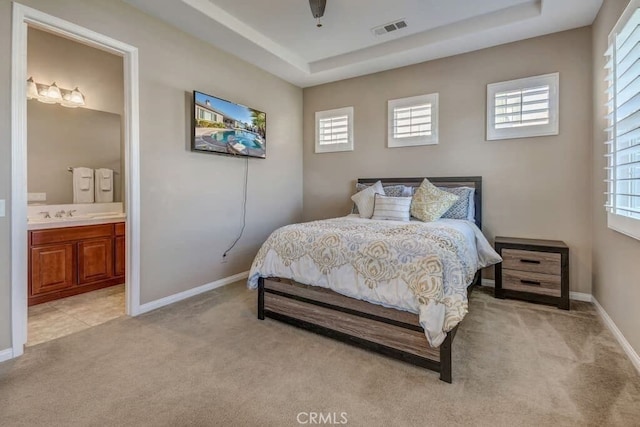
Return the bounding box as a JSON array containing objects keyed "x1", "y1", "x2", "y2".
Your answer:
[{"x1": 1, "y1": 282, "x2": 639, "y2": 426}]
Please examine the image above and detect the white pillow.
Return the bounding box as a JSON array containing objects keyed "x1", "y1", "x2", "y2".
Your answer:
[
  {"x1": 351, "y1": 180, "x2": 385, "y2": 218},
  {"x1": 372, "y1": 194, "x2": 412, "y2": 222}
]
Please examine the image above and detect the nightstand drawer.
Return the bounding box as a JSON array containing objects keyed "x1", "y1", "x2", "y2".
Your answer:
[
  {"x1": 502, "y1": 269, "x2": 561, "y2": 297},
  {"x1": 502, "y1": 249, "x2": 561, "y2": 275}
]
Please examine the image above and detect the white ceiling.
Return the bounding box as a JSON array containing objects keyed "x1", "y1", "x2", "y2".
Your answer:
[{"x1": 124, "y1": 0, "x2": 603, "y2": 87}]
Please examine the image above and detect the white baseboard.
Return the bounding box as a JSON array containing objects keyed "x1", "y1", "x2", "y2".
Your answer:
[
  {"x1": 137, "y1": 270, "x2": 249, "y2": 315},
  {"x1": 480, "y1": 279, "x2": 593, "y2": 302},
  {"x1": 592, "y1": 297, "x2": 640, "y2": 374},
  {"x1": 569, "y1": 291, "x2": 592, "y2": 302},
  {"x1": 0, "y1": 348, "x2": 14, "y2": 363}
]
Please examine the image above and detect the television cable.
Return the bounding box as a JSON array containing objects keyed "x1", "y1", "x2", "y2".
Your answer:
[{"x1": 223, "y1": 156, "x2": 249, "y2": 259}]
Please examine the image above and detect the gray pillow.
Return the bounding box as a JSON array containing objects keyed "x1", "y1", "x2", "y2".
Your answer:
[{"x1": 440, "y1": 187, "x2": 475, "y2": 220}]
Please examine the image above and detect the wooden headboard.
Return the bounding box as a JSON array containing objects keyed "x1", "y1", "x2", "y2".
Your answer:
[{"x1": 357, "y1": 177, "x2": 483, "y2": 230}]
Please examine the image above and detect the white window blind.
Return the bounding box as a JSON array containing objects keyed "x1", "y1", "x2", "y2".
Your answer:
[
  {"x1": 486, "y1": 73, "x2": 559, "y2": 140},
  {"x1": 605, "y1": 3, "x2": 640, "y2": 240},
  {"x1": 315, "y1": 107, "x2": 354, "y2": 153},
  {"x1": 318, "y1": 115, "x2": 349, "y2": 145},
  {"x1": 388, "y1": 94, "x2": 439, "y2": 147},
  {"x1": 494, "y1": 86, "x2": 550, "y2": 129},
  {"x1": 392, "y1": 104, "x2": 432, "y2": 138}
]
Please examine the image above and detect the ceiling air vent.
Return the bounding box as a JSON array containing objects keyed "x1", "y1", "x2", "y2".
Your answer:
[{"x1": 372, "y1": 19, "x2": 408, "y2": 36}]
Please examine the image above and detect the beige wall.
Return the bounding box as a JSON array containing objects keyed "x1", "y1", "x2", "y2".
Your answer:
[
  {"x1": 27, "y1": 27, "x2": 124, "y2": 116},
  {"x1": 303, "y1": 28, "x2": 593, "y2": 295},
  {"x1": 592, "y1": 0, "x2": 640, "y2": 355},
  {"x1": 0, "y1": 0, "x2": 303, "y2": 351},
  {"x1": 27, "y1": 102, "x2": 122, "y2": 204}
]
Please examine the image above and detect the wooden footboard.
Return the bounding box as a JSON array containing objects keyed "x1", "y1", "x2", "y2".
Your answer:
[{"x1": 257, "y1": 276, "x2": 475, "y2": 383}]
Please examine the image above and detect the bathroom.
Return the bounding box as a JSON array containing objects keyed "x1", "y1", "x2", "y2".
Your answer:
[{"x1": 26, "y1": 27, "x2": 126, "y2": 346}]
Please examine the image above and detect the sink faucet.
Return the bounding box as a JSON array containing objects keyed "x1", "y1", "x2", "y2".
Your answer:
[
  {"x1": 55, "y1": 210, "x2": 66, "y2": 218},
  {"x1": 39, "y1": 211, "x2": 51, "y2": 219},
  {"x1": 66, "y1": 210, "x2": 77, "y2": 217}
]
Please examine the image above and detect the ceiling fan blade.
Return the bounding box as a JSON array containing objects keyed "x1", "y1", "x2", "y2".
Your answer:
[{"x1": 309, "y1": 0, "x2": 327, "y2": 19}]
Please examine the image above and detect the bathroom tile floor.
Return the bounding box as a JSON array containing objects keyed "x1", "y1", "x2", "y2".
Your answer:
[{"x1": 27, "y1": 284, "x2": 125, "y2": 346}]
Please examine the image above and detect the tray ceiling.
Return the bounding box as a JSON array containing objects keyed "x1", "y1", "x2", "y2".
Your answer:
[{"x1": 124, "y1": 0, "x2": 603, "y2": 87}]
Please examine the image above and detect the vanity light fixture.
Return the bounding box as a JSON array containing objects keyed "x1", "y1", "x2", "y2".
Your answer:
[{"x1": 26, "y1": 77, "x2": 86, "y2": 107}]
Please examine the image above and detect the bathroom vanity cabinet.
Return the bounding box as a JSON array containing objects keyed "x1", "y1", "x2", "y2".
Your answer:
[{"x1": 29, "y1": 222, "x2": 125, "y2": 305}]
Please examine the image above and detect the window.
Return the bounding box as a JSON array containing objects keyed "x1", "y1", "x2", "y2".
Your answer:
[
  {"x1": 315, "y1": 107, "x2": 354, "y2": 153},
  {"x1": 605, "y1": 0, "x2": 640, "y2": 240},
  {"x1": 198, "y1": 108, "x2": 213, "y2": 122},
  {"x1": 388, "y1": 94, "x2": 438, "y2": 147},
  {"x1": 486, "y1": 73, "x2": 559, "y2": 141}
]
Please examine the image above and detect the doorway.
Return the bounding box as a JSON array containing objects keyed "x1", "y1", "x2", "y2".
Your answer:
[{"x1": 10, "y1": 3, "x2": 141, "y2": 357}]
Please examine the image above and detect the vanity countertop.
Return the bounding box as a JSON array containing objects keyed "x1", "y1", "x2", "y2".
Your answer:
[
  {"x1": 28, "y1": 214, "x2": 126, "y2": 231},
  {"x1": 27, "y1": 202, "x2": 125, "y2": 231}
]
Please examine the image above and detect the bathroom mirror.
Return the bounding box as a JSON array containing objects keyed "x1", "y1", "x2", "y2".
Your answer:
[{"x1": 27, "y1": 102, "x2": 123, "y2": 205}]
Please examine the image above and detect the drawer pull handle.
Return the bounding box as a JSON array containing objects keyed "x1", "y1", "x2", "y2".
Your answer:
[
  {"x1": 520, "y1": 279, "x2": 541, "y2": 286},
  {"x1": 520, "y1": 259, "x2": 541, "y2": 264}
]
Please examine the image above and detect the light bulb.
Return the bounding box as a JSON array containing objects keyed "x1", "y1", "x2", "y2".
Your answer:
[
  {"x1": 69, "y1": 87, "x2": 85, "y2": 106},
  {"x1": 36, "y1": 84, "x2": 55, "y2": 103},
  {"x1": 46, "y1": 82, "x2": 62, "y2": 100},
  {"x1": 26, "y1": 77, "x2": 38, "y2": 99}
]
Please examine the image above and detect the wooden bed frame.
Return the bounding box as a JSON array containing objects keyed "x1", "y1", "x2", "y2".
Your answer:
[{"x1": 257, "y1": 177, "x2": 483, "y2": 383}]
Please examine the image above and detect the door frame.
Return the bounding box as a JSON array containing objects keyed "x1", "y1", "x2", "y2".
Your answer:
[{"x1": 10, "y1": 2, "x2": 141, "y2": 358}]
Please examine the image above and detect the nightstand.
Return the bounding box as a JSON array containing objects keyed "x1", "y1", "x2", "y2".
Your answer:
[{"x1": 494, "y1": 236, "x2": 569, "y2": 310}]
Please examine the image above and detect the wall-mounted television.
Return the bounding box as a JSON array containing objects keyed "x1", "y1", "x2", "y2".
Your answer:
[{"x1": 192, "y1": 90, "x2": 266, "y2": 159}]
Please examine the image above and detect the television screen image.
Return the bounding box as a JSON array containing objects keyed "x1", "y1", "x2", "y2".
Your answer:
[{"x1": 193, "y1": 91, "x2": 266, "y2": 158}]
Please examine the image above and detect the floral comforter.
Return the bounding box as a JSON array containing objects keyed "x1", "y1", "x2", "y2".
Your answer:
[{"x1": 248, "y1": 215, "x2": 501, "y2": 347}]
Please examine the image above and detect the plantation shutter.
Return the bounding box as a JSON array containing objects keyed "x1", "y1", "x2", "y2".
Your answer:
[
  {"x1": 318, "y1": 115, "x2": 349, "y2": 145},
  {"x1": 605, "y1": 7, "x2": 640, "y2": 220},
  {"x1": 392, "y1": 103, "x2": 432, "y2": 138},
  {"x1": 494, "y1": 86, "x2": 550, "y2": 129},
  {"x1": 315, "y1": 107, "x2": 354, "y2": 153},
  {"x1": 387, "y1": 93, "x2": 439, "y2": 147}
]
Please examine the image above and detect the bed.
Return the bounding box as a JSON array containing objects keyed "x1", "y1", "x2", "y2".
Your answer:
[{"x1": 248, "y1": 177, "x2": 499, "y2": 383}]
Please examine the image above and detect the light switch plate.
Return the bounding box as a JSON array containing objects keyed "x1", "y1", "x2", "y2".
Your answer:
[{"x1": 0, "y1": 200, "x2": 5, "y2": 217}]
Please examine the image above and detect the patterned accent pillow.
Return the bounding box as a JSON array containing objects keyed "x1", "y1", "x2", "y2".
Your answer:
[
  {"x1": 405, "y1": 185, "x2": 476, "y2": 221},
  {"x1": 410, "y1": 179, "x2": 459, "y2": 222},
  {"x1": 466, "y1": 190, "x2": 476, "y2": 222},
  {"x1": 440, "y1": 187, "x2": 475, "y2": 220},
  {"x1": 371, "y1": 194, "x2": 412, "y2": 222},
  {"x1": 353, "y1": 184, "x2": 407, "y2": 214},
  {"x1": 351, "y1": 180, "x2": 385, "y2": 218}
]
